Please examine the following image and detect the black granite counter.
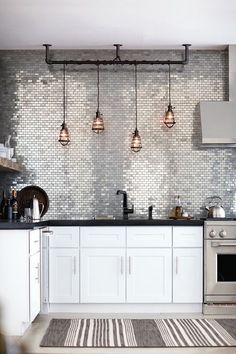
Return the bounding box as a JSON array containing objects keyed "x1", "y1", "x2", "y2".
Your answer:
[
  {"x1": 0, "y1": 220, "x2": 48, "y2": 229},
  {"x1": 0, "y1": 218, "x2": 204, "y2": 229},
  {"x1": 48, "y1": 219, "x2": 204, "y2": 227}
]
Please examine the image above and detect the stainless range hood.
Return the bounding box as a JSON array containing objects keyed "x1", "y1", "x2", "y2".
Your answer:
[{"x1": 200, "y1": 46, "x2": 236, "y2": 146}]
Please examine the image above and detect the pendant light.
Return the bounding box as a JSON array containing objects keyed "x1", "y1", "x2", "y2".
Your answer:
[
  {"x1": 92, "y1": 65, "x2": 105, "y2": 134},
  {"x1": 163, "y1": 64, "x2": 176, "y2": 128},
  {"x1": 58, "y1": 63, "x2": 70, "y2": 145},
  {"x1": 131, "y1": 65, "x2": 142, "y2": 152}
]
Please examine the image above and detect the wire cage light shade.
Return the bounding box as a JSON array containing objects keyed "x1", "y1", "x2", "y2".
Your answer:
[
  {"x1": 131, "y1": 128, "x2": 142, "y2": 152},
  {"x1": 92, "y1": 65, "x2": 105, "y2": 134},
  {"x1": 59, "y1": 122, "x2": 70, "y2": 146},
  {"x1": 59, "y1": 63, "x2": 70, "y2": 145},
  {"x1": 164, "y1": 104, "x2": 175, "y2": 128},
  {"x1": 163, "y1": 64, "x2": 176, "y2": 128},
  {"x1": 92, "y1": 110, "x2": 105, "y2": 134}
]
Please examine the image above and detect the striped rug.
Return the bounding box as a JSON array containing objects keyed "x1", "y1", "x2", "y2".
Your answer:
[{"x1": 40, "y1": 318, "x2": 236, "y2": 347}]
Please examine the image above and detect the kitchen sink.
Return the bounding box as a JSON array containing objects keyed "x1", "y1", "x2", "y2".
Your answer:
[{"x1": 127, "y1": 215, "x2": 147, "y2": 220}]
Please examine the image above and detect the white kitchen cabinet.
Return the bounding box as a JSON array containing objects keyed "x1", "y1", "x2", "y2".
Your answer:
[
  {"x1": 29, "y1": 251, "x2": 40, "y2": 321},
  {"x1": 80, "y1": 248, "x2": 125, "y2": 303},
  {"x1": 173, "y1": 226, "x2": 203, "y2": 304},
  {"x1": 48, "y1": 226, "x2": 80, "y2": 303},
  {"x1": 0, "y1": 229, "x2": 41, "y2": 335},
  {"x1": 49, "y1": 248, "x2": 79, "y2": 303},
  {"x1": 173, "y1": 248, "x2": 203, "y2": 303},
  {"x1": 46, "y1": 225, "x2": 203, "y2": 310},
  {"x1": 127, "y1": 248, "x2": 172, "y2": 303}
]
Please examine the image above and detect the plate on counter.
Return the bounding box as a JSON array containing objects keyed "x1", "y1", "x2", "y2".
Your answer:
[{"x1": 17, "y1": 185, "x2": 49, "y2": 217}]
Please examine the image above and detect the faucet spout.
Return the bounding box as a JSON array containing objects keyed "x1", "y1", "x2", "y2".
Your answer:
[
  {"x1": 116, "y1": 190, "x2": 134, "y2": 219},
  {"x1": 116, "y1": 190, "x2": 127, "y2": 208}
]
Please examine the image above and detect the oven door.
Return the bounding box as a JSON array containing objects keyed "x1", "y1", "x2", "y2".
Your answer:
[{"x1": 205, "y1": 239, "x2": 236, "y2": 303}]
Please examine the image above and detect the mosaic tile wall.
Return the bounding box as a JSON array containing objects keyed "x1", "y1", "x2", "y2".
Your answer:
[{"x1": 0, "y1": 48, "x2": 235, "y2": 219}]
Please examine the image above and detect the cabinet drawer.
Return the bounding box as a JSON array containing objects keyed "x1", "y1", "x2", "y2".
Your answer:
[
  {"x1": 173, "y1": 227, "x2": 203, "y2": 248},
  {"x1": 29, "y1": 229, "x2": 40, "y2": 255},
  {"x1": 127, "y1": 226, "x2": 172, "y2": 247},
  {"x1": 80, "y1": 227, "x2": 126, "y2": 247},
  {"x1": 49, "y1": 227, "x2": 79, "y2": 248}
]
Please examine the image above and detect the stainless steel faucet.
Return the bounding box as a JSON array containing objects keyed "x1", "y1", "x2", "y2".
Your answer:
[{"x1": 116, "y1": 190, "x2": 134, "y2": 219}]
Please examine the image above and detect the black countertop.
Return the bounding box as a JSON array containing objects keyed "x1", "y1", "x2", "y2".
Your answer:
[{"x1": 0, "y1": 218, "x2": 204, "y2": 229}]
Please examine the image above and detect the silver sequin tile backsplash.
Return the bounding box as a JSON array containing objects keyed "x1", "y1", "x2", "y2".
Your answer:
[{"x1": 0, "y1": 48, "x2": 235, "y2": 219}]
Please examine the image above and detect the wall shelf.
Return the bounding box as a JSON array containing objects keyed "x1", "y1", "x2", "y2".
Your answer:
[{"x1": 0, "y1": 157, "x2": 23, "y2": 172}]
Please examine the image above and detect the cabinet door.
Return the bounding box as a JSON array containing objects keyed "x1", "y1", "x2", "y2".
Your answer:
[
  {"x1": 29, "y1": 251, "x2": 40, "y2": 322},
  {"x1": 49, "y1": 249, "x2": 79, "y2": 303},
  {"x1": 127, "y1": 249, "x2": 172, "y2": 303},
  {"x1": 80, "y1": 248, "x2": 125, "y2": 303},
  {"x1": 0, "y1": 230, "x2": 29, "y2": 335},
  {"x1": 173, "y1": 248, "x2": 203, "y2": 303}
]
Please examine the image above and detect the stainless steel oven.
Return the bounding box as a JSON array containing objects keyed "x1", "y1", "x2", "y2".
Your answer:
[{"x1": 204, "y1": 220, "x2": 236, "y2": 304}]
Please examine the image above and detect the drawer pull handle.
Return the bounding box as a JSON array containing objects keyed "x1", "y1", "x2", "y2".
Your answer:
[
  {"x1": 129, "y1": 256, "x2": 132, "y2": 274},
  {"x1": 120, "y1": 257, "x2": 124, "y2": 274},
  {"x1": 34, "y1": 264, "x2": 40, "y2": 281},
  {"x1": 34, "y1": 240, "x2": 39, "y2": 243},
  {"x1": 176, "y1": 256, "x2": 178, "y2": 274}
]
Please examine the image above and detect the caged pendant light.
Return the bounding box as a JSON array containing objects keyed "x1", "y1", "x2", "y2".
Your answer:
[
  {"x1": 131, "y1": 65, "x2": 142, "y2": 152},
  {"x1": 58, "y1": 63, "x2": 70, "y2": 145},
  {"x1": 163, "y1": 64, "x2": 176, "y2": 128},
  {"x1": 92, "y1": 65, "x2": 105, "y2": 134}
]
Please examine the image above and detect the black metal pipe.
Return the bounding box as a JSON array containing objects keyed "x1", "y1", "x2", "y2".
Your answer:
[{"x1": 42, "y1": 44, "x2": 191, "y2": 66}]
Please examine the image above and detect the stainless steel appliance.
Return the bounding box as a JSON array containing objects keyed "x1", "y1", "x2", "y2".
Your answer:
[
  {"x1": 205, "y1": 196, "x2": 226, "y2": 218},
  {"x1": 204, "y1": 220, "x2": 236, "y2": 304}
]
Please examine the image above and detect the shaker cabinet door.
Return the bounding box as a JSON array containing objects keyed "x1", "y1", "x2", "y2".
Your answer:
[
  {"x1": 127, "y1": 249, "x2": 172, "y2": 303},
  {"x1": 80, "y1": 248, "x2": 125, "y2": 303},
  {"x1": 49, "y1": 249, "x2": 79, "y2": 303},
  {"x1": 173, "y1": 248, "x2": 203, "y2": 303},
  {"x1": 29, "y1": 251, "x2": 40, "y2": 322}
]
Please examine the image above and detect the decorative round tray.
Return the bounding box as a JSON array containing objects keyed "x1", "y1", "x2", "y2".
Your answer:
[{"x1": 17, "y1": 185, "x2": 49, "y2": 217}]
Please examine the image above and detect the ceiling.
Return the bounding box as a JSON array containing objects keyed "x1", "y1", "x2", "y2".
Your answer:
[{"x1": 0, "y1": 0, "x2": 236, "y2": 50}]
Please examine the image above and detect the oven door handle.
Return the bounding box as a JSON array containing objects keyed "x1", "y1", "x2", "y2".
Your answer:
[{"x1": 211, "y1": 241, "x2": 236, "y2": 247}]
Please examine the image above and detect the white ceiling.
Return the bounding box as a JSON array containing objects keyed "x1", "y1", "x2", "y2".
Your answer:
[{"x1": 0, "y1": 0, "x2": 236, "y2": 50}]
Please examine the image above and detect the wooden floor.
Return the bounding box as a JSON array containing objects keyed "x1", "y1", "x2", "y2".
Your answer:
[{"x1": 18, "y1": 313, "x2": 236, "y2": 354}]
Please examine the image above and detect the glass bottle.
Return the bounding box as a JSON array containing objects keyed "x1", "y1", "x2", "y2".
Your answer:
[
  {"x1": 0, "y1": 191, "x2": 7, "y2": 219},
  {"x1": 175, "y1": 195, "x2": 183, "y2": 218},
  {"x1": 11, "y1": 189, "x2": 18, "y2": 221},
  {"x1": 7, "y1": 198, "x2": 12, "y2": 220}
]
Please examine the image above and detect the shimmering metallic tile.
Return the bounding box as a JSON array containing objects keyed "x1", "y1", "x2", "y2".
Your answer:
[{"x1": 0, "y1": 49, "x2": 234, "y2": 219}]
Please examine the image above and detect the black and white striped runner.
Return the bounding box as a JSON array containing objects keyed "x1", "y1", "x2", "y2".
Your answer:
[{"x1": 40, "y1": 318, "x2": 236, "y2": 347}]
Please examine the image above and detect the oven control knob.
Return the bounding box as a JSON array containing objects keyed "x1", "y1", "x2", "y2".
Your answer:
[
  {"x1": 209, "y1": 230, "x2": 216, "y2": 238},
  {"x1": 219, "y1": 230, "x2": 227, "y2": 238}
]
